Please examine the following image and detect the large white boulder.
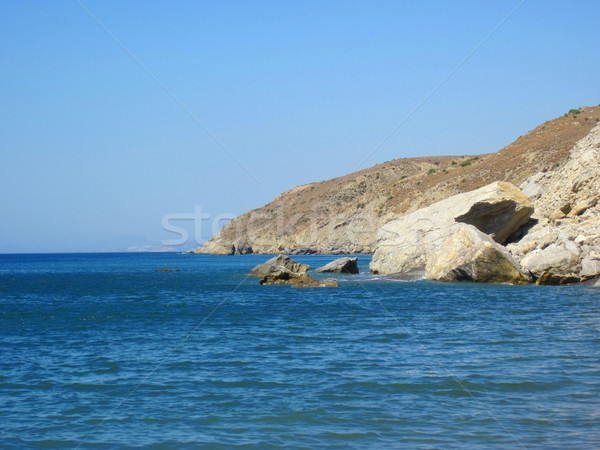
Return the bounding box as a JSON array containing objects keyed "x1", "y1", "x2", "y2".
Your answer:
[
  {"x1": 370, "y1": 182, "x2": 533, "y2": 275},
  {"x1": 425, "y1": 224, "x2": 530, "y2": 284}
]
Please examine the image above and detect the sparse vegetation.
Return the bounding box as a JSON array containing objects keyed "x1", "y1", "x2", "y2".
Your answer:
[
  {"x1": 357, "y1": 202, "x2": 365, "y2": 209},
  {"x1": 427, "y1": 168, "x2": 436, "y2": 175},
  {"x1": 400, "y1": 175, "x2": 407, "y2": 180},
  {"x1": 451, "y1": 161, "x2": 457, "y2": 165},
  {"x1": 460, "y1": 157, "x2": 480, "y2": 167},
  {"x1": 461, "y1": 178, "x2": 466, "y2": 183},
  {"x1": 569, "y1": 108, "x2": 581, "y2": 117}
]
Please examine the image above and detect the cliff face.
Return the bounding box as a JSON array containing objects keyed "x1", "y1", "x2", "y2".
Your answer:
[{"x1": 197, "y1": 106, "x2": 600, "y2": 255}]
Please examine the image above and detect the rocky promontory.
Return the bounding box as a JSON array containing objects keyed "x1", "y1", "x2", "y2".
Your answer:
[
  {"x1": 195, "y1": 106, "x2": 600, "y2": 256},
  {"x1": 370, "y1": 120, "x2": 600, "y2": 284}
]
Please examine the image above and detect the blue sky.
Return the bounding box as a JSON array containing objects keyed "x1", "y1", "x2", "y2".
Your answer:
[{"x1": 1, "y1": 0, "x2": 599, "y2": 252}]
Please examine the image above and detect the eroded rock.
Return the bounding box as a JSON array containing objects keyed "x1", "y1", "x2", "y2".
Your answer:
[
  {"x1": 314, "y1": 257, "x2": 359, "y2": 274},
  {"x1": 425, "y1": 224, "x2": 529, "y2": 284},
  {"x1": 291, "y1": 279, "x2": 339, "y2": 288},
  {"x1": 259, "y1": 269, "x2": 314, "y2": 285},
  {"x1": 250, "y1": 255, "x2": 310, "y2": 277},
  {"x1": 535, "y1": 271, "x2": 580, "y2": 285},
  {"x1": 519, "y1": 243, "x2": 581, "y2": 279}
]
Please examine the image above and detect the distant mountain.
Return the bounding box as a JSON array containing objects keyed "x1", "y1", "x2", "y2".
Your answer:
[
  {"x1": 93, "y1": 235, "x2": 194, "y2": 253},
  {"x1": 197, "y1": 106, "x2": 600, "y2": 255}
]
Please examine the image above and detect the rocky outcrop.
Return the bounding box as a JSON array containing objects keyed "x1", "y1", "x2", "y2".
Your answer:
[
  {"x1": 519, "y1": 242, "x2": 580, "y2": 280},
  {"x1": 195, "y1": 242, "x2": 234, "y2": 255},
  {"x1": 508, "y1": 122, "x2": 600, "y2": 284},
  {"x1": 425, "y1": 224, "x2": 529, "y2": 283},
  {"x1": 249, "y1": 255, "x2": 310, "y2": 277},
  {"x1": 259, "y1": 269, "x2": 314, "y2": 285},
  {"x1": 370, "y1": 181, "x2": 533, "y2": 275},
  {"x1": 291, "y1": 279, "x2": 339, "y2": 288},
  {"x1": 195, "y1": 241, "x2": 252, "y2": 255},
  {"x1": 313, "y1": 257, "x2": 359, "y2": 274}
]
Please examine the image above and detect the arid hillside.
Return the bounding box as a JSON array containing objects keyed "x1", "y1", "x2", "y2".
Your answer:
[{"x1": 197, "y1": 106, "x2": 600, "y2": 255}]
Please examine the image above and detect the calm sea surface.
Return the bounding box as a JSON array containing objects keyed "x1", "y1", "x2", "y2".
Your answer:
[{"x1": 0, "y1": 253, "x2": 599, "y2": 449}]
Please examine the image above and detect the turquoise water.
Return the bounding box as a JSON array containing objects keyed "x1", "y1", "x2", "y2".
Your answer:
[{"x1": 1, "y1": 253, "x2": 599, "y2": 449}]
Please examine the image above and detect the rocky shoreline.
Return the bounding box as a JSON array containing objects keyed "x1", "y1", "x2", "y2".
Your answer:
[
  {"x1": 195, "y1": 113, "x2": 600, "y2": 286},
  {"x1": 376, "y1": 121, "x2": 600, "y2": 284},
  {"x1": 380, "y1": 121, "x2": 600, "y2": 284}
]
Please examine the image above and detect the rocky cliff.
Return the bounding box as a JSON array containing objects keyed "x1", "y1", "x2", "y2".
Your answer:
[{"x1": 196, "y1": 106, "x2": 600, "y2": 255}]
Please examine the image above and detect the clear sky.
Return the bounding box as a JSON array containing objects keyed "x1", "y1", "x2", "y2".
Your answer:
[{"x1": 1, "y1": 0, "x2": 599, "y2": 252}]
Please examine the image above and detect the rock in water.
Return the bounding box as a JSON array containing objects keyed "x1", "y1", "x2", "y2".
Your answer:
[
  {"x1": 370, "y1": 181, "x2": 533, "y2": 275},
  {"x1": 259, "y1": 269, "x2": 314, "y2": 285},
  {"x1": 535, "y1": 271, "x2": 579, "y2": 285},
  {"x1": 291, "y1": 279, "x2": 340, "y2": 288},
  {"x1": 581, "y1": 256, "x2": 600, "y2": 279},
  {"x1": 250, "y1": 254, "x2": 310, "y2": 277},
  {"x1": 425, "y1": 224, "x2": 529, "y2": 284},
  {"x1": 313, "y1": 257, "x2": 359, "y2": 274},
  {"x1": 519, "y1": 243, "x2": 581, "y2": 283}
]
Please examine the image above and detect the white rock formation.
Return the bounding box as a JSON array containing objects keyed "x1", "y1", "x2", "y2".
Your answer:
[
  {"x1": 425, "y1": 224, "x2": 529, "y2": 283},
  {"x1": 370, "y1": 181, "x2": 533, "y2": 275}
]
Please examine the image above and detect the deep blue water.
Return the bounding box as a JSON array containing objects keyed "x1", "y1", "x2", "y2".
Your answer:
[{"x1": 0, "y1": 252, "x2": 599, "y2": 449}]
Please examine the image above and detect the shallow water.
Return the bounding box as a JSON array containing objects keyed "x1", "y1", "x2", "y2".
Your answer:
[{"x1": 1, "y1": 253, "x2": 599, "y2": 448}]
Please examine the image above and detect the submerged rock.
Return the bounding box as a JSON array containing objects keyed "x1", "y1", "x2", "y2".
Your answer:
[
  {"x1": 425, "y1": 224, "x2": 529, "y2": 284},
  {"x1": 291, "y1": 279, "x2": 339, "y2": 288},
  {"x1": 314, "y1": 257, "x2": 359, "y2": 274},
  {"x1": 370, "y1": 181, "x2": 533, "y2": 275},
  {"x1": 250, "y1": 254, "x2": 310, "y2": 277},
  {"x1": 535, "y1": 270, "x2": 580, "y2": 285},
  {"x1": 259, "y1": 269, "x2": 314, "y2": 285},
  {"x1": 155, "y1": 268, "x2": 181, "y2": 272}
]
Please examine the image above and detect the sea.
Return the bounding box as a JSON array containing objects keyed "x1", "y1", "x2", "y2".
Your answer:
[{"x1": 0, "y1": 252, "x2": 599, "y2": 449}]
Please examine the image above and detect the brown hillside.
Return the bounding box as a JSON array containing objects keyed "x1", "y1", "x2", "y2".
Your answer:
[{"x1": 199, "y1": 106, "x2": 600, "y2": 255}]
